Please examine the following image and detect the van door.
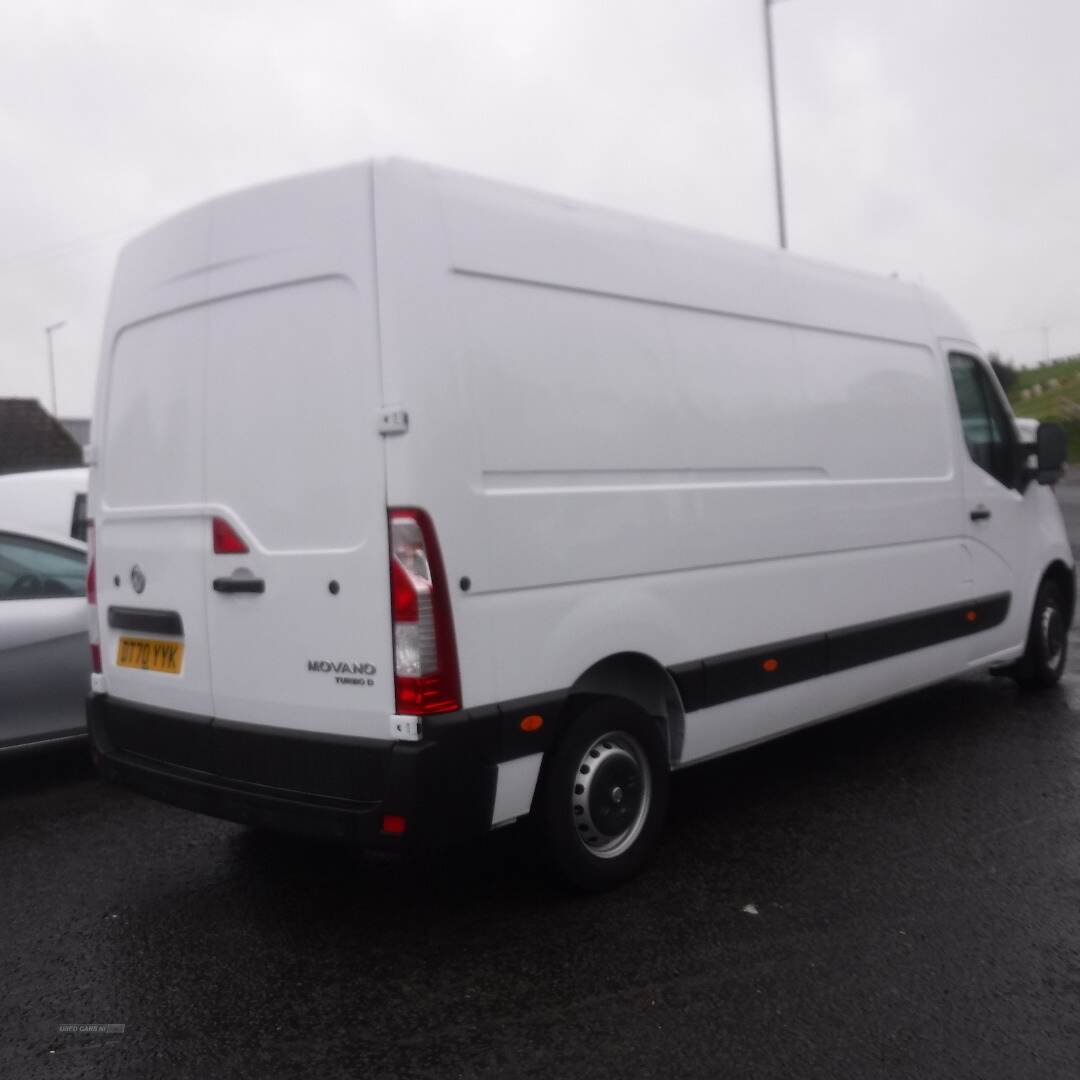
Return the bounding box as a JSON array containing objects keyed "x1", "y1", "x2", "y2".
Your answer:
[
  {"x1": 946, "y1": 350, "x2": 1028, "y2": 659},
  {"x1": 202, "y1": 278, "x2": 395, "y2": 739},
  {"x1": 98, "y1": 306, "x2": 216, "y2": 720}
]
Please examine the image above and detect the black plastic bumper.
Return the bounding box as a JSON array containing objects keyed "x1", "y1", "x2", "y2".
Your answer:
[{"x1": 87, "y1": 695, "x2": 502, "y2": 846}]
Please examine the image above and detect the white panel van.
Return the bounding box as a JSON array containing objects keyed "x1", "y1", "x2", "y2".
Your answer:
[{"x1": 86, "y1": 160, "x2": 1072, "y2": 888}]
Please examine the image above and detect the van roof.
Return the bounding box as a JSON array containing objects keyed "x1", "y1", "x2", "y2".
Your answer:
[
  {"x1": 393, "y1": 156, "x2": 976, "y2": 347},
  {"x1": 114, "y1": 157, "x2": 976, "y2": 351}
]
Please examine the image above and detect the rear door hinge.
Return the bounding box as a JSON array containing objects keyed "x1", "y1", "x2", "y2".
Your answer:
[{"x1": 378, "y1": 406, "x2": 409, "y2": 437}]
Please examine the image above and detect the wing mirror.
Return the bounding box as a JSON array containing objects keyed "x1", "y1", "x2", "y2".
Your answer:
[{"x1": 1035, "y1": 422, "x2": 1068, "y2": 486}]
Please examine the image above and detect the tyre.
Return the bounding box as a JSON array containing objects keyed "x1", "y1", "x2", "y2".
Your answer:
[
  {"x1": 536, "y1": 700, "x2": 669, "y2": 891},
  {"x1": 1013, "y1": 578, "x2": 1069, "y2": 689}
]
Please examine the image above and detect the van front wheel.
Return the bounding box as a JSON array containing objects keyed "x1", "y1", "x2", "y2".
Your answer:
[
  {"x1": 1013, "y1": 578, "x2": 1069, "y2": 689},
  {"x1": 537, "y1": 702, "x2": 669, "y2": 890}
]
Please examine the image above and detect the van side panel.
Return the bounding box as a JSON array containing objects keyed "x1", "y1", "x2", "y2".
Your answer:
[
  {"x1": 447, "y1": 279, "x2": 957, "y2": 592},
  {"x1": 375, "y1": 161, "x2": 971, "y2": 761}
]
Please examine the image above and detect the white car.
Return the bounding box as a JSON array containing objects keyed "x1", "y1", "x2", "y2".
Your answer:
[
  {"x1": 0, "y1": 527, "x2": 89, "y2": 755},
  {"x1": 0, "y1": 467, "x2": 89, "y2": 542},
  {"x1": 86, "y1": 160, "x2": 1072, "y2": 888}
]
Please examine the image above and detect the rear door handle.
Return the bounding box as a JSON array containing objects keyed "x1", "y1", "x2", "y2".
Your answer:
[
  {"x1": 970, "y1": 506, "x2": 992, "y2": 522},
  {"x1": 212, "y1": 577, "x2": 265, "y2": 594}
]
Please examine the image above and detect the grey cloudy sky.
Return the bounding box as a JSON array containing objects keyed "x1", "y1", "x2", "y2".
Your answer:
[{"x1": 2, "y1": 0, "x2": 1079, "y2": 418}]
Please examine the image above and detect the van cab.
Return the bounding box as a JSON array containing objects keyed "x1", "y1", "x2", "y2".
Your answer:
[{"x1": 87, "y1": 160, "x2": 1072, "y2": 888}]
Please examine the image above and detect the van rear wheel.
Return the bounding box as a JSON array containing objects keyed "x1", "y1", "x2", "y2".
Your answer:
[
  {"x1": 537, "y1": 701, "x2": 669, "y2": 891},
  {"x1": 1013, "y1": 578, "x2": 1068, "y2": 689}
]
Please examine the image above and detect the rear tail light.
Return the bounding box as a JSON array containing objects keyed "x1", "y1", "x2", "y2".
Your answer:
[
  {"x1": 212, "y1": 516, "x2": 249, "y2": 554},
  {"x1": 86, "y1": 521, "x2": 101, "y2": 674},
  {"x1": 389, "y1": 508, "x2": 461, "y2": 716}
]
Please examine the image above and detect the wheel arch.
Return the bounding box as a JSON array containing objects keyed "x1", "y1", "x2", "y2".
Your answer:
[
  {"x1": 564, "y1": 651, "x2": 686, "y2": 766},
  {"x1": 1041, "y1": 559, "x2": 1075, "y2": 627}
]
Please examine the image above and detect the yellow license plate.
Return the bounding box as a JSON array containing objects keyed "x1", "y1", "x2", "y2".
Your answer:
[{"x1": 116, "y1": 636, "x2": 185, "y2": 675}]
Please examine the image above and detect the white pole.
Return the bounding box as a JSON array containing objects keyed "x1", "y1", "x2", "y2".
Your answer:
[
  {"x1": 44, "y1": 320, "x2": 66, "y2": 416},
  {"x1": 763, "y1": 0, "x2": 788, "y2": 249}
]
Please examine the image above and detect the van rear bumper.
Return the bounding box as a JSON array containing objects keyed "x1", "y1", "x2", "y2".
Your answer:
[{"x1": 87, "y1": 695, "x2": 500, "y2": 846}]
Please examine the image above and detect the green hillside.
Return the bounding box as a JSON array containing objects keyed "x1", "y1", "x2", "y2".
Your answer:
[{"x1": 1006, "y1": 356, "x2": 1080, "y2": 460}]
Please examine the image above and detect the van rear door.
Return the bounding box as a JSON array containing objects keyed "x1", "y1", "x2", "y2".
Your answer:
[
  {"x1": 202, "y1": 278, "x2": 394, "y2": 737},
  {"x1": 98, "y1": 306, "x2": 216, "y2": 719}
]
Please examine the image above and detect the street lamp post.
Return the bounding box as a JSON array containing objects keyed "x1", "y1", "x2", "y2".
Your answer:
[
  {"x1": 44, "y1": 320, "x2": 66, "y2": 416},
  {"x1": 763, "y1": 0, "x2": 788, "y2": 249}
]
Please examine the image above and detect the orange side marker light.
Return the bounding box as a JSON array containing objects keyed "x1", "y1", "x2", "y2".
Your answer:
[
  {"x1": 762, "y1": 658, "x2": 780, "y2": 673},
  {"x1": 520, "y1": 714, "x2": 544, "y2": 733},
  {"x1": 965, "y1": 610, "x2": 978, "y2": 623}
]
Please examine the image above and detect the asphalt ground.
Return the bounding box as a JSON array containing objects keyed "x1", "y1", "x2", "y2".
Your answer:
[{"x1": 5, "y1": 485, "x2": 1080, "y2": 1079}]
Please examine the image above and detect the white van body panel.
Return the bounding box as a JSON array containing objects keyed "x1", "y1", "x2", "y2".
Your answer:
[
  {"x1": 90, "y1": 159, "x2": 1072, "y2": 842},
  {"x1": 680, "y1": 641, "x2": 970, "y2": 768},
  {"x1": 371, "y1": 162, "x2": 1019, "y2": 757}
]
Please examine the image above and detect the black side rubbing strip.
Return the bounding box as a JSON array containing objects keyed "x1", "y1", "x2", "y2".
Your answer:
[
  {"x1": 669, "y1": 661, "x2": 706, "y2": 713},
  {"x1": 108, "y1": 607, "x2": 184, "y2": 636},
  {"x1": 682, "y1": 593, "x2": 1010, "y2": 713},
  {"x1": 704, "y1": 633, "x2": 828, "y2": 707},
  {"x1": 827, "y1": 594, "x2": 1008, "y2": 673}
]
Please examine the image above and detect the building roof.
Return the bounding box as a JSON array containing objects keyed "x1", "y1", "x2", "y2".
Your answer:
[
  {"x1": 59, "y1": 417, "x2": 91, "y2": 448},
  {"x1": 0, "y1": 398, "x2": 83, "y2": 475}
]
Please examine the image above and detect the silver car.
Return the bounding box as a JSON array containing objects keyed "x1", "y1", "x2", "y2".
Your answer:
[{"x1": 0, "y1": 528, "x2": 89, "y2": 755}]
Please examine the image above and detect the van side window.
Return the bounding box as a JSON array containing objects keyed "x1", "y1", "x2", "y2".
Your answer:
[{"x1": 948, "y1": 354, "x2": 1015, "y2": 487}]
